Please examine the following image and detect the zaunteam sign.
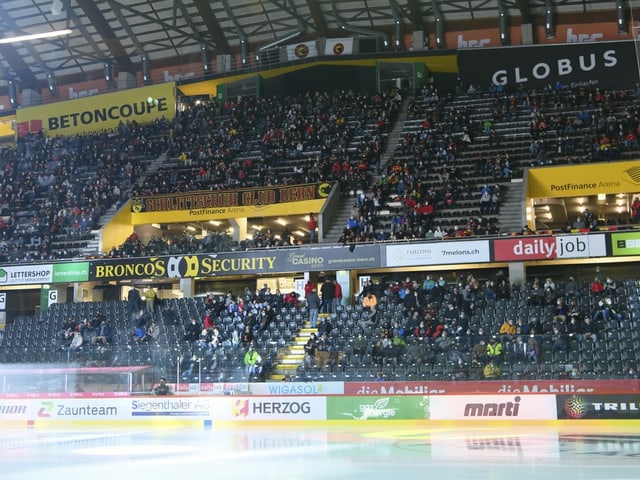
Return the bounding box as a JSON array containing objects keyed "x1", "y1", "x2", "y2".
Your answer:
[{"x1": 16, "y1": 83, "x2": 176, "y2": 136}]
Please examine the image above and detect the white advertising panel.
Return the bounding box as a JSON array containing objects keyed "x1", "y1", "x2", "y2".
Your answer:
[
  {"x1": 35, "y1": 398, "x2": 124, "y2": 420},
  {"x1": 249, "y1": 382, "x2": 344, "y2": 396},
  {"x1": 386, "y1": 240, "x2": 490, "y2": 267},
  {"x1": 555, "y1": 234, "x2": 606, "y2": 259},
  {"x1": 131, "y1": 397, "x2": 213, "y2": 417},
  {"x1": 229, "y1": 396, "x2": 326, "y2": 421},
  {"x1": 0, "y1": 264, "x2": 53, "y2": 285},
  {"x1": 0, "y1": 399, "x2": 33, "y2": 420},
  {"x1": 429, "y1": 394, "x2": 557, "y2": 420}
]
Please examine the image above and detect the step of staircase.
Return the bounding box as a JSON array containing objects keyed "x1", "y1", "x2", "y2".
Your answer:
[{"x1": 267, "y1": 325, "x2": 318, "y2": 381}]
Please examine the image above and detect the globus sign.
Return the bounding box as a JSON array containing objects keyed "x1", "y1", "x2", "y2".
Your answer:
[{"x1": 457, "y1": 40, "x2": 638, "y2": 90}]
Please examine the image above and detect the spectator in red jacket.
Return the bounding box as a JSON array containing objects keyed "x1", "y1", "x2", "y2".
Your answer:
[
  {"x1": 333, "y1": 279, "x2": 343, "y2": 312},
  {"x1": 590, "y1": 276, "x2": 604, "y2": 294}
]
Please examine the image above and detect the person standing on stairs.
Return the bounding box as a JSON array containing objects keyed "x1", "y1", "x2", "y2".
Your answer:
[
  {"x1": 307, "y1": 288, "x2": 321, "y2": 328},
  {"x1": 308, "y1": 213, "x2": 317, "y2": 244}
]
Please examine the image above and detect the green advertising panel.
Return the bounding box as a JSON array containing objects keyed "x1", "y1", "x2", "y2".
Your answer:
[
  {"x1": 611, "y1": 232, "x2": 640, "y2": 256},
  {"x1": 52, "y1": 262, "x2": 90, "y2": 283},
  {"x1": 326, "y1": 396, "x2": 429, "y2": 420}
]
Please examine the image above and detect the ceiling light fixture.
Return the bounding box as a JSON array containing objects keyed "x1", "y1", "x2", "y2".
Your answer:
[{"x1": 0, "y1": 29, "x2": 72, "y2": 45}]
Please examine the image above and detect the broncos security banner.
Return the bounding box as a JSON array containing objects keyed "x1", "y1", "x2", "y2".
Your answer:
[
  {"x1": 89, "y1": 244, "x2": 382, "y2": 280},
  {"x1": 16, "y1": 83, "x2": 176, "y2": 136},
  {"x1": 457, "y1": 40, "x2": 638, "y2": 90}
]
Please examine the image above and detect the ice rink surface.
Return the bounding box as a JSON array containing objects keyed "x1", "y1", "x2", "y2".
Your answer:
[{"x1": 2, "y1": 421, "x2": 639, "y2": 480}]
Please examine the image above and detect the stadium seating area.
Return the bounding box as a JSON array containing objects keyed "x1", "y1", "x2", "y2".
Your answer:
[
  {"x1": 135, "y1": 91, "x2": 396, "y2": 195},
  {"x1": 0, "y1": 294, "x2": 303, "y2": 384},
  {"x1": 1, "y1": 83, "x2": 640, "y2": 384},
  {"x1": 0, "y1": 120, "x2": 169, "y2": 262},
  {"x1": 352, "y1": 84, "x2": 640, "y2": 241},
  {"x1": 1, "y1": 273, "x2": 638, "y2": 384},
  {"x1": 0, "y1": 83, "x2": 633, "y2": 263}
]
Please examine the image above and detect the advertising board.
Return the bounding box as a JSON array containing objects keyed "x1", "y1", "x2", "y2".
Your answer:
[
  {"x1": 429, "y1": 395, "x2": 557, "y2": 420},
  {"x1": 343, "y1": 379, "x2": 632, "y2": 395},
  {"x1": 493, "y1": 234, "x2": 606, "y2": 261},
  {"x1": 557, "y1": 394, "x2": 640, "y2": 419},
  {"x1": 326, "y1": 396, "x2": 429, "y2": 420},
  {"x1": 611, "y1": 231, "x2": 640, "y2": 256},
  {"x1": 386, "y1": 240, "x2": 490, "y2": 267},
  {"x1": 230, "y1": 397, "x2": 326, "y2": 421},
  {"x1": 457, "y1": 41, "x2": 638, "y2": 90}
]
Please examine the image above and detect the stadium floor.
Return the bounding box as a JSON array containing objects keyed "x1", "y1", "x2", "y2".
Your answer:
[{"x1": 2, "y1": 421, "x2": 639, "y2": 479}]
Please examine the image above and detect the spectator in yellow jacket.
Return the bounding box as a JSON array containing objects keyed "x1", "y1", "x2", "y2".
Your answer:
[
  {"x1": 486, "y1": 336, "x2": 503, "y2": 363},
  {"x1": 483, "y1": 359, "x2": 501, "y2": 379}
]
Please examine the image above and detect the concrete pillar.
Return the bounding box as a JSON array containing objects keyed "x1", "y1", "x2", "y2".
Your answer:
[
  {"x1": 520, "y1": 23, "x2": 534, "y2": 45},
  {"x1": 21, "y1": 88, "x2": 42, "y2": 106},
  {"x1": 336, "y1": 270, "x2": 350, "y2": 307},
  {"x1": 508, "y1": 262, "x2": 527, "y2": 286},
  {"x1": 412, "y1": 31, "x2": 427, "y2": 50},
  {"x1": 53, "y1": 285, "x2": 68, "y2": 304},
  {"x1": 229, "y1": 218, "x2": 247, "y2": 244},
  {"x1": 216, "y1": 54, "x2": 232, "y2": 73},
  {"x1": 179, "y1": 278, "x2": 194, "y2": 298},
  {"x1": 118, "y1": 71, "x2": 136, "y2": 90}
]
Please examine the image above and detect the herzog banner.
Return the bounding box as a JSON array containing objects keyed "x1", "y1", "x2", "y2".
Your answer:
[
  {"x1": 457, "y1": 40, "x2": 638, "y2": 90},
  {"x1": 89, "y1": 244, "x2": 382, "y2": 280}
]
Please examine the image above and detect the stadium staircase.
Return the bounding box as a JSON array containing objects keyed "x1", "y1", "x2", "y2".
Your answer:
[
  {"x1": 81, "y1": 152, "x2": 169, "y2": 257},
  {"x1": 267, "y1": 315, "x2": 323, "y2": 381},
  {"x1": 320, "y1": 199, "x2": 357, "y2": 244},
  {"x1": 497, "y1": 180, "x2": 525, "y2": 233},
  {"x1": 320, "y1": 96, "x2": 411, "y2": 244}
]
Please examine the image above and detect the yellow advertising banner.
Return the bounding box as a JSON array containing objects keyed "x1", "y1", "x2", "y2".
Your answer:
[
  {"x1": 16, "y1": 83, "x2": 176, "y2": 136},
  {"x1": 527, "y1": 160, "x2": 640, "y2": 198},
  {"x1": 0, "y1": 115, "x2": 15, "y2": 138},
  {"x1": 130, "y1": 198, "x2": 326, "y2": 224}
]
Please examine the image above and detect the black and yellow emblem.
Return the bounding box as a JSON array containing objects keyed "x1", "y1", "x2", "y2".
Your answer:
[
  {"x1": 131, "y1": 200, "x2": 145, "y2": 213},
  {"x1": 318, "y1": 182, "x2": 331, "y2": 197},
  {"x1": 294, "y1": 44, "x2": 309, "y2": 58}
]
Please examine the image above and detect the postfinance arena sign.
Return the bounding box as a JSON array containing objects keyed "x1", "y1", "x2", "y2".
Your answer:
[{"x1": 16, "y1": 83, "x2": 176, "y2": 136}]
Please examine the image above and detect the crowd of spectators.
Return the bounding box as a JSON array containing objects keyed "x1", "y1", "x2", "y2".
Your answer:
[
  {"x1": 2, "y1": 248, "x2": 638, "y2": 383},
  {"x1": 2, "y1": 82, "x2": 640, "y2": 264},
  {"x1": 335, "y1": 82, "x2": 640, "y2": 249},
  {"x1": 133, "y1": 90, "x2": 399, "y2": 197},
  {"x1": 295, "y1": 266, "x2": 638, "y2": 382},
  {"x1": 105, "y1": 230, "x2": 234, "y2": 257},
  {"x1": 0, "y1": 119, "x2": 170, "y2": 263}
]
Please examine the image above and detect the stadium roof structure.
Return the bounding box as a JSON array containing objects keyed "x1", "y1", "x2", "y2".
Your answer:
[{"x1": 0, "y1": 0, "x2": 630, "y2": 91}]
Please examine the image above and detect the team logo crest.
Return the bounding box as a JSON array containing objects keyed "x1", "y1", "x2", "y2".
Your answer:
[
  {"x1": 131, "y1": 199, "x2": 144, "y2": 213},
  {"x1": 294, "y1": 44, "x2": 309, "y2": 58}
]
